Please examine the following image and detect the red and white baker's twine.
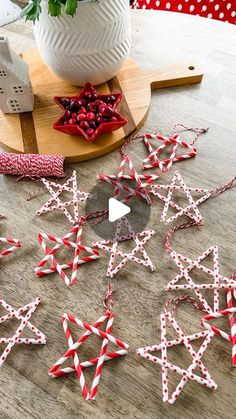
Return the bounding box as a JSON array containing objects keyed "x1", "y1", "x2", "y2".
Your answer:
[
  {"x1": 0, "y1": 297, "x2": 46, "y2": 367},
  {"x1": 93, "y1": 216, "x2": 155, "y2": 278},
  {"x1": 35, "y1": 219, "x2": 100, "y2": 286}
]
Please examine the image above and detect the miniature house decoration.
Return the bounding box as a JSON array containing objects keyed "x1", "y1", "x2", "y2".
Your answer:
[{"x1": 0, "y1": 36, "x2": 34, "y2": 114}]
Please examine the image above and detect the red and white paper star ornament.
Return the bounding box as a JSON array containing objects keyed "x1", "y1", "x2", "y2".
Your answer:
[
  {"x1": 35, "y1": 218, "x2": 100, "y2": 286},
  {"x1": 48, "y1": 286, "x2": 129, "y2": 401},
  {"x1": 165, "y1": 245, "x2": 236, "y2": 314},
  {"x1": 142, "y1": 132, "x2": 198, "y2": 173},
  {"x1": 93, "y1": 216, "x2": 155, "y2": 278},
  {"x1": 201, "y1": 289, "x2": 236, "y2": 366},
  {"x1": 137, "y1": 310, "x2": 217, "y2": 404},
  {"x1": 98, "y1": 153, "x2": 152, "y2": 204},
  {"x1": 0, "y1": 236, "x2": 22, "y2": 259},
  {"x1": 150, "y1": 171, "x2": 211, "y2": 224},
  {"x1": 37, "y1": 170, "x2": 93, "y2": 224},
  {"x1": 0, "y1": 297, "x2": 46, "y2": 367}
]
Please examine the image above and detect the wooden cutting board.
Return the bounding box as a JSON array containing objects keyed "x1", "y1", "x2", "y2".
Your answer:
[{"x1": 0, "y1": 48, "x2": 203, "y2": 162}]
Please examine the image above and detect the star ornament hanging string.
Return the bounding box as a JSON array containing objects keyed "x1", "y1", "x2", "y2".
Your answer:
[
  {"x1": 164, "y1": 221, "x2": 236, "y2": 314},
  {"x1": 136, "y1": 296, "x2": 217, "y2": 404},
  {"x1": 93, "y1": 216, "x2": 155, "y2": 278},
  {"x1": 48, "y1": 285, "x2": 129, "y2": 401},
  {"x1": 0, "y1": 297, "x2": 46, "y2": 367},
  {"x1": 37, "y1": 170, "x2": 94, "y2": 224},
  {"x1": 35, "y1": 216, "x2": 100, "y2": 287}
]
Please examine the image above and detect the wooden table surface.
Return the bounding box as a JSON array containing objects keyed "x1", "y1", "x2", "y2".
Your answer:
[{"x1": 0, "y1": 10, "x2": 236, "y2": 419}]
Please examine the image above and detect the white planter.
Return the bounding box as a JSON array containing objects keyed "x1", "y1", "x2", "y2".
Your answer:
[{"x1": 34, "y1": 0, "x2": 132, "y2": 86}]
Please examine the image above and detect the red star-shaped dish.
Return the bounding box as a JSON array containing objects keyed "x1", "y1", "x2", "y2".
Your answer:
[
  {"x1": 53, "y1": 83, "x2": 127, "y2": 142},
  {"x1": 137, "y1": 311, "x2": 217, "y2": 404}
]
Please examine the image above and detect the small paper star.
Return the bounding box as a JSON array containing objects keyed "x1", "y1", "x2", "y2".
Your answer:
[
  {"x1": 37, "y1": 170, "x2": 93, "y2": 224},
  {"x1": 35, "y1": 220, "x2": 100, "y2": 287},
  {"x1": 150, "y1": 171, "x2": 211, "y2": 224},
  {"x1": 137, "y1": 311, "x2": 217, "y2": 404},
  {"x1": 142, "y1": 132, "x2": 197, "y2": 172},
  {"x1": 98, "y1": 153, "x2": 152, "y2": 204},
  {"x1": 165, "y1": 245, "x2": 236, "y2": 313},
  {"x1": 0, "y1": 236, "x2": 22, "y2": 259},
  {"x1": 201, "y1": 289, "x2": 236, "y2": 366},
  {"x1": 93, "y1": 216, "x2": 155, "y2": 278},
  {"x1": 0, "y1": 297, "x2": 46, "y2": 367},
  {"x1": 48, "y1": 309, "x2": 129, "y2": 400}
]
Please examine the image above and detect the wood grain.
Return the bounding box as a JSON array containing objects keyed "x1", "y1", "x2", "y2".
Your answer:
[
  {"x1": 0, "y1": 10, "x2": 236, "y2": 419},
  {"x1": 19, "y1": 112, "x2": 39, "y2": 154},
  {"x1": 0, "y1": 50, "x2": 203, "y2": 162}
]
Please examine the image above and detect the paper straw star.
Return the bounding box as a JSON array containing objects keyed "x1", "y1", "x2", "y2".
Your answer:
[
  {"x1": 35, "y1": 220, "x2": 100, "y2": 287},
  {"x1": 201, "y1": 290, "x2": 236, "y2": 366},
  {"x1": 0, "y1": 297, "x2": 46, "y2": 367},
  {"x1": 48, "y1": 309, "x2": 129, "y2": 401},
  {"x1": 98, "y1": 153, "x2": 152, "y2": 204},
  {"x1": 93, "y1": 216, "x2": 155, "y2": 278},
  {"x1": 142, "y1": 132, "x2": 198, "y2": 172},
  {"x1": 137, "y1": 311, "x2": 217, "y2": 404},
  {"x1": 37, "y1": 170, "x2": 93, "y2": 224},
  {"x1": 165, "y1": 245, "x2": 236, "y2": 314},
  {"x1": 150, "y1": 171, "x2": 211, "y2": 224},
  {"x1": 0, "y1": 236, "x2": 22, "y2": 259}
]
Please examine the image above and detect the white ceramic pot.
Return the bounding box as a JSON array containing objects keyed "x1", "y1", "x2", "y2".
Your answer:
[{"x1": 34, "y1": 0, "x2": 131, "y2": 85}]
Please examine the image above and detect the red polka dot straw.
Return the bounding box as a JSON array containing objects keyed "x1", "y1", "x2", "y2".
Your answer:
[
  {"x1": 35, "y1": 218, "x2": 100, "y2": 287},
  {"x1": 93, "y1": 216, "x2": 155, "y2": 278},
  {"x1": 136, "y1": 309, "x2": 217, "y2": 404},
  {"x1": 48, "y1": 286, "x2": 129, "y2": 401},
  {"x1": 0, "y1": 297, "x2": 46, "y2": 367}
]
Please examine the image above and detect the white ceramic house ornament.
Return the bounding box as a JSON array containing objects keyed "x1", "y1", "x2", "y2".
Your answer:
[{"x1": 0, "y1": 36, "x2": 34, "y2": 113}]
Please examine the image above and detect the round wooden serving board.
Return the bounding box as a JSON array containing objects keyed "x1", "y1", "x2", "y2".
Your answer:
[{"x1": 0, "y1": 49, "x2": 203, "y2": 162}]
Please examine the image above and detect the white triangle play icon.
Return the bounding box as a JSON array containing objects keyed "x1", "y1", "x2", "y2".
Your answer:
[{"x1": 108, "y1": 198, "x2": 131, "y2": 223}]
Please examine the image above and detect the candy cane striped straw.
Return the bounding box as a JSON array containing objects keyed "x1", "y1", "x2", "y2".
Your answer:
[
  {"x1": 0, "y1": 237, "x2": 22, "y2": 258},
  {"x1": 0, "y1": 298, "x2": 43, "y2": 367},
  {"x1": 227, "y1": 289, "x2": 236, "y2": 366}
]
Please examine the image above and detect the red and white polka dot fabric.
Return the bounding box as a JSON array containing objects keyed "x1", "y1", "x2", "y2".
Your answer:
[{"x1": 132, "y1": 1, "x2": 236, "y2": 24}]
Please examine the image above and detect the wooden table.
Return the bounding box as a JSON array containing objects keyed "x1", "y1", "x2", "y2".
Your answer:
[{"x1": 0, "y1": 10, "x2": 236, "y2": 419}]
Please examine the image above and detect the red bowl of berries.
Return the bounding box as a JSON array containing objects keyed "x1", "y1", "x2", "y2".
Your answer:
[{"x1": 53, "y1": 83, "x2": 128, "y2": 143}]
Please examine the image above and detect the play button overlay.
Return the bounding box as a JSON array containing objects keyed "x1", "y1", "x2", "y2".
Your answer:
[
  {"x1": 109, "y1": 198, "x2": 130, "y2": 222},
  {"x1": 85, "y1": 181, "x2": 151, "y2": 240}
]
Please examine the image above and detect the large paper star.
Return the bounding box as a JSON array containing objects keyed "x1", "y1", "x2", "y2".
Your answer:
[
  {"x1": 142, "y1": 132, "x2": 198, "y2": 171},
  {"x1": 165, "y1": 245, "x2": 236, "y2": 314},
  {"x1": 0, "y1": 297, "x2": 46, "y2": 367},
  {"x1": 48, "y1": 309, "x2": 129, "y2": 400},
  {"x1": 93, "y1": 216, "x2": 155, "y2": 278},
  {"x1": 201, "y1": 290, "x2": 236, "y2": 366},
  {"x1": 35, "y1": 220, "x2": 100, "y2": 287},
  {"x1": 0, "y1": 236, "x2": 22, "y2": 259},
  {"x1": 37, "y1": 170, "x2": 93, "y2": 224},
  {"x1": 136, "y1": 311, "x2": 217, "y2": 404},
  {"x1": 98, "y1": 153, "x2": 152, "y2": 204},
  {"x1": 150, "y1": 171, "x2": 211, "y2": 224}
]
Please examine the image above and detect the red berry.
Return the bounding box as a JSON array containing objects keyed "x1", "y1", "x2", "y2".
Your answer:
[
  {"x1": 86, "y1": 128, "x2": 94, "y2": 136},
  {"x1": 78, "y1": 106, "x2": 87, "y2": 114},
  {"x1": 89, "y1": 121, "x2": 97, "y2": 130},
  {"x1": 99, "y1": 104, "x2": 106, "y2": 114},
  {"x1": 110, "y1": 116, "x2": 118, "y2": 122},
  {"x1": 63, "y1": 110, "x2": 71, "y2": 120},
  {"x1": 96, "y1": 116, "x2": 105, "y2": 124},
  {"x1": 61, "y1": 98, "x2": 70, "y2": 107},
  {"x1": 69, "y1": 118, "x2": 76, "y2": 125},
  {"x1": 78, "y1": 99, "x2": 87, "y2": 107},
  {"x1": 95, "y1": 99, "x2": 103, "y2": 107},
  {"x1": 107, "y1": 95, "x2": 116, "y2": 104},
  {"x1": 71, "y1": 112, "x2": 77, "y2": 119},
  {"x1": 77, "y1": 113, "x2": 87, "y2": 122},
  {"x1": 103, "y1": 106, "x2": 113, "y2": 117},
  {"x1": 84, "y1": 91, "x2": 93, "y2": 100},
  {"x1": 80, "y1": 121, "x2": 90, "y2": 130},
  {"x1": 87, "y1": 112, "x2": 95, "y2": 121},
  {"x1": 87, "y1": 102, "x2": 97, "y2": 112}
]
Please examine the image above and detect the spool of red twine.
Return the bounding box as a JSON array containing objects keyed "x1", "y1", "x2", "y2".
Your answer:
[{"x1": 0, "y1": 153, "x2": 65, "y2": 178}]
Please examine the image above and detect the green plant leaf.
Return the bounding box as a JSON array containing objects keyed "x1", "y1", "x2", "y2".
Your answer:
[
  {"x1": 48, "y1": 0, "x2": 62, "y2": 17},
  {"x1": 64, "y1": 0, "x2": 78, "y2": 16},
  {"x1": 21, "y1": 1, "x2": 42, "y2": 23}
]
